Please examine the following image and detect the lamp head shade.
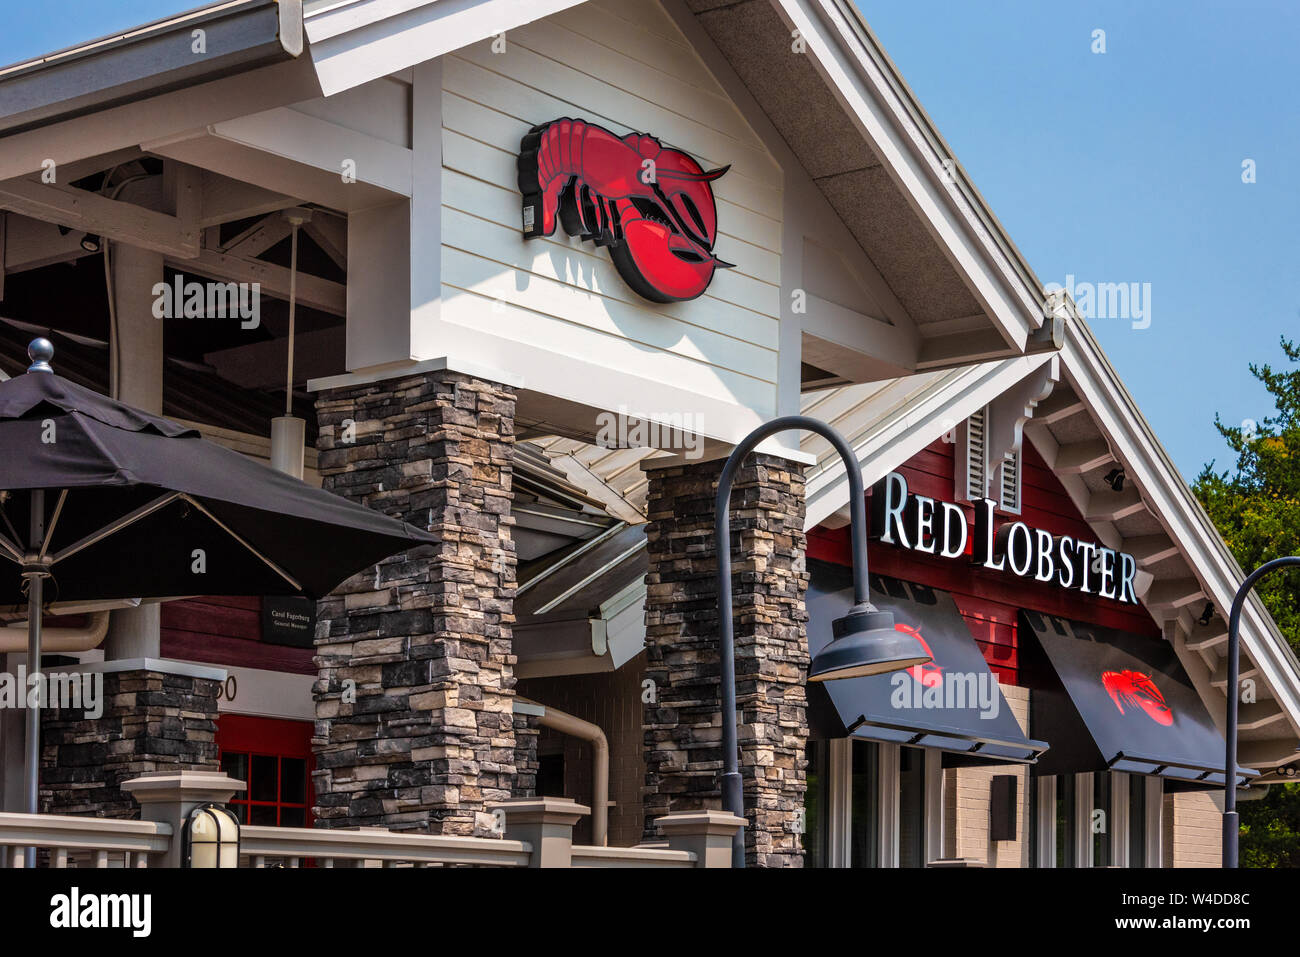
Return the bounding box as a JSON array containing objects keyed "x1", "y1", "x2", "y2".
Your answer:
[{"x1": 809, "y1": 602, "x2": 932, "y2": 682}]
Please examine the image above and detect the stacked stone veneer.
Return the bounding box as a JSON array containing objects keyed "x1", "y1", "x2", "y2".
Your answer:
[
  {"x1": 41, "y1": 669, "x2": 220, "y2": 818},
  {"x1": 512, "y1": 711, "x2": 539, "y2": 799},
  {"x1": 642, "y1": 454, "x2": 809, "y2": 867},
  {"x1": 313, "y1": 371, "x2": 517, "y2": 837}
]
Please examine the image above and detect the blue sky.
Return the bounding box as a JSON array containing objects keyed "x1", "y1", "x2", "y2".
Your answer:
[
  {"x1": 3, "y1": 2, "x2": 1297, "y2": 482},
  {"x1": 857, "y1": 0, "x2": 1300, "y2": 482}
]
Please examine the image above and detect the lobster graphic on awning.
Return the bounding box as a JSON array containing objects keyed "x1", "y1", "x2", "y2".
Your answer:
[
  {"x1": 517, "y1": 118, "x2": 732, "y2": 303},
  {"x1": 1102, "y1": 669, "x2": 1174, "y2": 726}
]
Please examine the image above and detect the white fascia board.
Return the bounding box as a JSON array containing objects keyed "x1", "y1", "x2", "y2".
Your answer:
[
  {"x1": 0, "y1": 56, "x2": 322, "y2": 182},
  {"x1": 204, "y1": 107, "x2": 414, "y2": 197},
  {"x1": 1056, "y1": 321, "x2": 1300, "y2": 736},
  {"x1": 775, "y1": 0, "x2": 1045, "y2": 352},
  {"x1": 803, "y1": 352, "x2": 1053, "y2": 529},
  {"x1": 305, "y1": 0, "x2": 589, "y2": 96}
]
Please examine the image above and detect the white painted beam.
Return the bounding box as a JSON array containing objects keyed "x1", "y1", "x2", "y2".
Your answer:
[
  {"x1": 0, "y1": 179, "x2": 199, "y2": 259},
  {"x1": 167, "y1": 248, "x2": 345, "y2": 316},
  {"x1": 197, "y1": 172, "x2": 299, "y2": 227},
  {"x1": 222, "y1": 215, "x2": 293, "y2": 258},
  {"x1": 1240, "y1": 739, "x2": 1299, "y2": 768},
  {"x1": 1185, "y1": 620, "x2": 1229, "y2": 652},
  {"x1": 1125, "y1": 534, "x2": 1181, "y2": 567},
  {"x1": 1145, "y1": 578, "x2": 1207, "y2": 611},
  {"x1": 209, "y1": 107, "x2": 413, "y2": 197},
  {"x1": 1239, "y1": 703, "x2": 1289, "y2": 732},
  {"x1": 1054, "y1": 439, "x2": 1113, "y2": 474},
  {"x1": 1031, "y1": 388, "x2": 1086, "y2": 425},
  {"x1": 1, "y1": 215, "x2": 88, "y2": 273},
  {"x1": 304, "y1": 214, "x2": 347, "y2": 269},
  {"x1": 1212, "y1": 657, "x2": 1260, "y2": 688},
  {"x1": 1084, "y1": 487, "x2": 1145, "y2": 522}
]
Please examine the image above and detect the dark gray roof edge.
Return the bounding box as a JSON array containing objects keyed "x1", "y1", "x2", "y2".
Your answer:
[{"x1": 0, "y1": 0, "x2": 302, "y2": 137}]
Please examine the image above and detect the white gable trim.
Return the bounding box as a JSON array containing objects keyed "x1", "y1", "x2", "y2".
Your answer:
[
  {"x1": 803, "y1": 353, "x2": 1053, "y2": 529},
  {"x1": 773, "y1": 0, "x2": 1047, "y2": 353},
  {"x1": 304, "y1": 0, "x2": 589, "y2": 95}
]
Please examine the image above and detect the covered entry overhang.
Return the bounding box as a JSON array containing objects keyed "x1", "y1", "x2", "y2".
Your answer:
[
  {"x1": 1022, "y1": 610, "x2": 1256, "y2": 789},
  {"x1": 807, "y1": 558, "x2": 1046, "y2": 763}
]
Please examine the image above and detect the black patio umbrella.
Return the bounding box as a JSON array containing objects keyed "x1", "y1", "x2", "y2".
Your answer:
[{"x1": 0, "y1": 339, "x2": 435, "y2": 822}]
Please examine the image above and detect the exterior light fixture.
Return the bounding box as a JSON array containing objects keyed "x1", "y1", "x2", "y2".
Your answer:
[
  {"x1": 1197, "y1": 602, "x2": 1215, "y2": 627},
  {"x1": 1104, "y1": 467, "x2": 1125, "y2": 491},
  {"x1": 715, "y1": 415, "x2": 931, "y2": 866},
  {"x1": 810, "y1": 601, "x2": 930, "y2": 681},
  {"x1": 183, "y1": 803, "x2": 241, "y2": 868},
  {"x1": 79, "y1": 234, "x2": 101, "y2": 253}
]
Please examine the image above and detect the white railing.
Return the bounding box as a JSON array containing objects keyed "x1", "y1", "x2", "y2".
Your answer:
[
  {"x1": 0, "y1": 775, "x2": 746, "y2": 868},
  {"x1": 0, "y1": 812, "x2": 172, "y2": 868},
  {"x1": 569, "y1": 845, "x2": 695, "y2": 868},
  {"x1": 238, "y1": 824, "x2": 532, "y2": 868}
]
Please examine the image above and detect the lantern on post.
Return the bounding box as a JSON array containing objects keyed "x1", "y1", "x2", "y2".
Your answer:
[{"x1": 183, "y1": 803, "x2": 241, "y2": 868}]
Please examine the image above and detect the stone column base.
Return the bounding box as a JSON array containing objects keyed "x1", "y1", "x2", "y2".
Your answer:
[{"x1": 41, "y1": 661, "x2": 222, "y2": 819}]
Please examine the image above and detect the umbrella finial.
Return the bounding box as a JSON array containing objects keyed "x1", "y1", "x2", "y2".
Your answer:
[{"x1": 26, "y1": 338, "x2": 54, "y2": 374}]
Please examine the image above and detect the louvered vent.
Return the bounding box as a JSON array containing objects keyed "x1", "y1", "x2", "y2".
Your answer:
[
  {"x1": 964, "y1": 406, "x2": 987, "y2": 501},
  {"x1": 999, "y1": 448, "x2": 1021, "y2": 513}
]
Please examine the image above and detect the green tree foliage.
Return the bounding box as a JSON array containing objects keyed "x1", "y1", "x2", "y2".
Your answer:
[
  {"x1": 1193, "y1": 337, "x2": 1300, "y2": 651},
  {"x1": 1240, "y1": 783, "x2": 1300, "y2": 868},
  {"x1": 1194, "y1": 338, "x2": 1300, "y2": 868}
]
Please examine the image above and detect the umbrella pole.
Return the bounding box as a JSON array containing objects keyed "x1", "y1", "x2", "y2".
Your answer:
[{"x1": 22, "y1": 489, "x2": 45, "y2": 868}]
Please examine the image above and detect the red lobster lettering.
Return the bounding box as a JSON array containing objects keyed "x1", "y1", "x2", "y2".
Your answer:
[
  {"x1": 518, "y1": 118, "x2": 732, "y2": 303},
  {"x1": 1101, "y1": 669, "x2": 1173, "y2": 726}
]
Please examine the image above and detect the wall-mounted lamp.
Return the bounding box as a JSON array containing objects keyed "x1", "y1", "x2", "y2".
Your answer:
[
  {"x1": 1103, "y1": 467, "x2": 1126, "y2": 492},
  {"x1": 1197, "y1": 602, "x2": 1215, "y2": 627},
  {"x1": 79, "y1": 234, "x2": 101, "y2": 253},
  {"x1": 183, "y1": 802, "x2": 241, "y2": 868}
]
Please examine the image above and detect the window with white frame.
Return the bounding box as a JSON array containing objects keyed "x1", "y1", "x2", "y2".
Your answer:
[{"x1": 1032, "y1": 772, "x2": 1162, "y2": 867}]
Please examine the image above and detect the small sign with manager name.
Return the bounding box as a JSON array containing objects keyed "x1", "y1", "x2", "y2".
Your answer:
[{"x1": 262, "y1": 597, "x2": 316, "y2": 648}]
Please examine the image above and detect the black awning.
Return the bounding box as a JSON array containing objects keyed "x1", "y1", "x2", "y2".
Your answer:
[
  {"x1": 1021, "y1": 611, "x2": 1255, "y2": 787},
  {"x1": 807, "y1": 559, "x2": 1047, "y2": 764}
]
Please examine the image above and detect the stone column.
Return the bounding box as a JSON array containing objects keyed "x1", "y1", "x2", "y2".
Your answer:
[
  {"x1": 313, "y1": 370, "x2": 517, "y2": 837},
  {"x1": 41, "y1": 663, "x2": 222, "y2": 818},
  {"x1": 641, "y1": 454, "x2": 809, "y2": 867}
]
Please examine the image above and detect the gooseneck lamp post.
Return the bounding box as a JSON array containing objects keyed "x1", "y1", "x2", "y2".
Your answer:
[
  {"x1": 714, "y1": 416, "x2": 932, "y2": 868},
  {"x1": 1223, "y1": 555, "x2": 1300, "y2": 868}
]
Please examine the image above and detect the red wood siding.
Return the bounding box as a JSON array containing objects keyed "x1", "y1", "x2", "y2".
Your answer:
[
  {"x1": 160, "y1": 596, "x2": 315, "y2": 675},
  {"x1": 808, "y1": 437, "x2": 1161, "y2": 687}
]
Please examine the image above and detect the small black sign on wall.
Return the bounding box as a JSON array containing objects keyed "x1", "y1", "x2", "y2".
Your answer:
[
  {"x1": 262, "y1": 597, "x2": 316, "y2": 648},
  {"x1": 990, "y1": 775, "x2": 1018, "y2": 842}
]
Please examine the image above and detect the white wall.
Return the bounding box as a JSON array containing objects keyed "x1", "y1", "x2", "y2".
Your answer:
[{"x1": 433, "y1": 0, "x2": 785, "y2": 433}]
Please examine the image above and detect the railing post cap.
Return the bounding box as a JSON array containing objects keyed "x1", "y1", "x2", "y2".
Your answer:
[
  {"x1": 122, "y1": 770, "x2": 247, "y2": 805},
  {"x1": 656, "y1": 810, "x2": 746, "y2": 837},
  {"x1": 490, "y1": 796, "x2": 590, "y2": 826}
]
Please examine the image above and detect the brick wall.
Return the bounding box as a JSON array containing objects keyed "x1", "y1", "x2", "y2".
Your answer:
[
  {"x1": 1163, "y1": 789, "x2": 1223, "y2": 867},
  {"x1": 943, "y1": 682, "x2": 1031, "y2": 867}
]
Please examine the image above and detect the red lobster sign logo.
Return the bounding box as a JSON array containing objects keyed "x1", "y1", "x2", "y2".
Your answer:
[
  {"x1": 1102, "y1": 669, "x2": 1173, "y2": 726},
  {"x1": 518, "y1": 118, "x2": 732, "y2": 303}
]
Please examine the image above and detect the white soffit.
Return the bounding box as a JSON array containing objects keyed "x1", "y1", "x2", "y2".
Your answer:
[
  {"x1": 801, "y1": 352, "x2": 1054, "y2": 529},
  {"x1": 304, "y1": 0, "x2": 590, "y2": 95}
]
